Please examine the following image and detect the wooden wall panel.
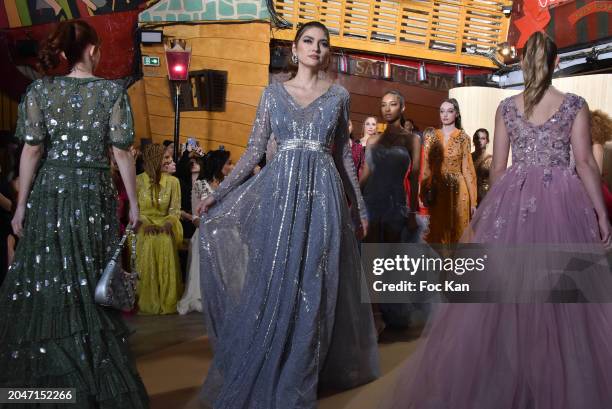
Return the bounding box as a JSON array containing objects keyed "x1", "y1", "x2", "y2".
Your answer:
[
  {"x1": 337, "y1": 76, "x2": 449, "y2": 107},
  {"x1": 140, "y1": 22, "x2": 270, "y2": 157},
  {"x1": 151, "y1": 132, "x2": 246, "y2": 153},
  {"x1": 147, "y1": 96, "x2": 257, "y2": 126},
  {"x1": 143, "y1": 77, "x2": 264, "y2": 107},
  {"x1": 149, "y1": 24, "x2": 271, "y2": 43},
  {"x1": 194, "y1": 24, "x2": 270, "y2": 42},
  {"x1": 142, "y1": 55, "x2": 269, "y2": 86},
  {"x1": 335, "y1": 74, "x2": 448, "y2": 137},
  {"x1": 349, "y1": 94, "x2": 441, "y2": 127},
  {"x1": 127, "y1": 79, "x2": 151, "y2": 143},
  {"x1": 149, "y1": 116, "x2": 252, "y2": 147}
]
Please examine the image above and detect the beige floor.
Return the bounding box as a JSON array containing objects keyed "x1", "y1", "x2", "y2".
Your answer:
[{"x1": 131, "y1": 313, "x2": 421, "y2": 409}]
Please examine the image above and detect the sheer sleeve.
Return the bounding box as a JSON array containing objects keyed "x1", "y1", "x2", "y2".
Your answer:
[
  {"x1": 333, "y1": 90, "x2": 367, "y2": 220},
  {"x1": 168, "y1": 176, "x2": 182, "y2": 220},
  {"x1": 461, "y1": 133, "x2": 478, "y2": 208},
  {"x1": 108, "y1": 90, "x2": 135, "y2": 151},
  {"x1": 15, "y1": 81, "x2": 46, "y2": 146},
  {"x1": 212, "y1": 87, "x2": 272, "y2": 202}
]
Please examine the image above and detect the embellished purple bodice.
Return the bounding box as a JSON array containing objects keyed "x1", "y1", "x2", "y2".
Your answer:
[
  {"x1": 477, "y1": 92, "x2": 598, "y2": 243},
  {"x1": 501, "y1": 93, "x2": 585, "y2": 171}
]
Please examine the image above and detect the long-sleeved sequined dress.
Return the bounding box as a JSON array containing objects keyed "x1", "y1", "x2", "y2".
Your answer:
[
  {"x1": 0, "y1": 77, "x2": 148, "y2": 408},
  {"x1": 420, "y1": 129, "x2": 477, "y2": 244},
  {"x1": 199, "y1": 82, "x2": 380, "y2": 408}
]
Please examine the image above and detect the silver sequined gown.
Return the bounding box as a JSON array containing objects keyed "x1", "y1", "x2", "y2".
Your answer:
[
  {"x1": 199, "y1": 82, "x2": 380, "y2": 408},
  {"x1": 0, "y1": 77, "x2": 148, "y2": 408}
]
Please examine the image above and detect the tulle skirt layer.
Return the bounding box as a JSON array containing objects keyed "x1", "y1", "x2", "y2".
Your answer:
[
  {"x1": 199, "y1": 150, "x2": 379, "y2": 408},
  {"x1": 386, "y1": 165, "x2": 612, "y2": 409}
]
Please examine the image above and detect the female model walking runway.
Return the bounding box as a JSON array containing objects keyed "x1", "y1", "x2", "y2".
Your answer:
[{"x1": 197, "y1": 21, "x2": 379, "y2": 409}]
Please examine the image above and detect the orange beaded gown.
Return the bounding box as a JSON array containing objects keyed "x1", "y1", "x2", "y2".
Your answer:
[{"x1": 420, "y1": 129, "x2": 477, "y2": 244}]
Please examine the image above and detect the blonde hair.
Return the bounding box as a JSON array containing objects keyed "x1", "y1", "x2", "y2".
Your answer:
[
  {"x1": 522, "y1": 32, "x2": 558, "y2": 119},
  {"x1": 591, "y1": 110, "x2": 612, "y2": 145},
  {"x1": 142, "y1": 144, "x2": 165, "y2": 208}
]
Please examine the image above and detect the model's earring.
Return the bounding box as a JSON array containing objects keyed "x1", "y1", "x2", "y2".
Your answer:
[{"x1": 292, "y1": 53, "x2": 298, "y2": 64}]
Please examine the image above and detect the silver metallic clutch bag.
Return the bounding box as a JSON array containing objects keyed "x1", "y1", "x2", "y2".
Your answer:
[{"x1": 94, "y1": 226, "x2": 138, "y2": 311}]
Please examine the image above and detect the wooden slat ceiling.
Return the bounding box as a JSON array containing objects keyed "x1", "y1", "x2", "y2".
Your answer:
[{"x1": 272, "y1": 0, "x2": 512, "y2": 68}]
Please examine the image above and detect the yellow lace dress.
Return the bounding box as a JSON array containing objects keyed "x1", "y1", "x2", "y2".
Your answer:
[
  {"x1": 421, "y1": 129, "x2": 477, "y2": 244},
  {"x1": 135, "y1": 172, "x2": 183, "y2": 314}
]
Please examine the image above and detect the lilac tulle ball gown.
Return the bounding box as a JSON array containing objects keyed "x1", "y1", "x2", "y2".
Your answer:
[{"x1": 385, "y1": 93, "x2": 612, "y2": 409}]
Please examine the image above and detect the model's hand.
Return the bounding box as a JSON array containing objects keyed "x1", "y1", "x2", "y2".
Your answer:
[
  {"x1": 197, "y1": 195, "x2": 216, "y2": 215},
  {"x1": 163, "y1": 221, "x2": 174, "y2": 236},
  {"x1": 142, "y1": 224, "x2": 159, "y2": 235},
  {"x1": 11, "y1": 204, "x2": 26, "y2": 237},
  {"x1": 192, "y1": 215, "x2": 201, "y2": 227},
  {"x1": 357, "y1": 218, "x2": 369, "y2": 240},
  {"x1": 470, "y1": 206, "x2": 477, "y2": 217},
  {"x1": 129, "y1": 206, "x2": 141, "y2": 231}
]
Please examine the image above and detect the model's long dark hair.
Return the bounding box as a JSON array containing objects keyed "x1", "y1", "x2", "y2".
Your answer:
[
  {"x1": 200, "y1": 150, "x2": 230, "y2": 183},
  {"x1": 289, "y1": 21, "x2": 331, "y2": 76},
  {"x1": 441, "y1": 98, "x2": 463, "y2": 130},
  {"x1": 38, "y1": 20, "x2": 100, "y2": 73}
]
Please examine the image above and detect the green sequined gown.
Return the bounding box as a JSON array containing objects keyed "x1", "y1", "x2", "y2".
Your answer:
[{"x1": 0, "y1": 77, "x2": 148, "y2": 408}]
